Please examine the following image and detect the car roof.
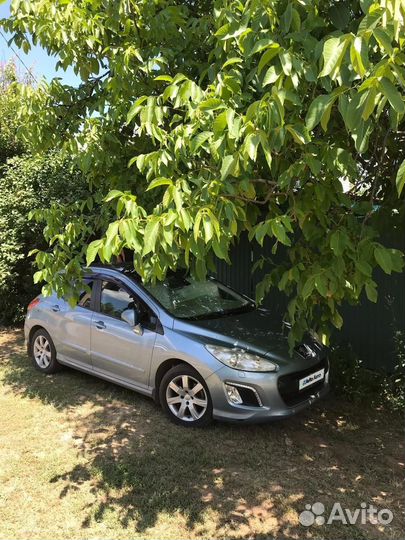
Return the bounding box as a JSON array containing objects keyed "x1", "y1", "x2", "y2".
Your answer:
[{"x1": 88, "y1": 264, "x2": 192, "y2": 283}]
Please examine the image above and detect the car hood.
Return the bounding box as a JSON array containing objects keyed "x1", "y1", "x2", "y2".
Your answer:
[{"x1": 173, "y1": 308, "x2": 299, "y2": 364}]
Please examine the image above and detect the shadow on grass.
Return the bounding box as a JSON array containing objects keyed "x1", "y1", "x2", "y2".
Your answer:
[{"x1": 1, "y1": 330, "x2": 404, "y2": 539}]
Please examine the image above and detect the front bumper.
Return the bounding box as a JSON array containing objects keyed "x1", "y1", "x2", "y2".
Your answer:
[{"x1": 205, "y1": 361, "x2": 330, "y2": 423}]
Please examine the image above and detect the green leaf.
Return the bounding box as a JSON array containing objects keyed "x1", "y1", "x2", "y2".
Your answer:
[
  {"x1": 306, "y1": 155, "x2": 322, "y2": 175},
  {"x1": 172, "y1": 186, "x2": 183, "y2": 210},
  {"x1": 199, "y1": 98, "x2": 225, "y2": 111},
  {"x1": 320, "y1": 100, "x2": 333, "y2": 131},
  {"x1": 302, "y1": 276, "x2": 315, "y2": 299},
  {"x1": 104, "y1": 190, "x2": 123, "y2": 202},
  {"x1": 286, "y1": 124, "x2": 307, "y2": 145},
  {"x1": 154, "y1": 75, "x2": 173, "y2": 82},
  {"x1": 218, "y1": 25, "x2": 247, "y2": 40},
  {"x1": 194, "y1": 210, "x2": 203, "y2": 241},
  {"x1": 86, "y1": 239, "x2": 103, "y2": 266},
  {"x1": 257, "y1": 44, "x2": 281, "y2": 74},
  {"x1": 271, "y1": 219, "x2": 291, "y2": 246},
  {"x1": 319, "y1": 35, "x2": 349, "y2": 79},
  {"x1": 259, "y1": 130, "x2": 272, "y2": 169},
  {"x1": 373, "y1": 27, "x2": 393, "y2": 56},
  {"x1": 281, "y1": 2, "x2": 293, "y2": 32},
  {"x1": 212, "y1": 236, "x2": 229, "y2": 262},
  {"x1": 203, "y1": 215, "x2": 213, "y2": 242},
  {"x1": 195, "y1": 257, "x2": 206, "y2": 281},
  {"x1": 379, "y1": 78, "x2": 405, "y2": 114},
  {"x1": 249, "y1": 38, "x2": 276, "y2": 57},
  {"x1": 143, "y1": 216, "x2": 160, "y2": 255},
  {"x1": 279, "y1": 51, "x2": 292, "y2": 76},
  {"x1": 356, "y1": 260, "x2": 372, "y2": 276},
  {"x1": 388, "y1": 249, "x2": 404, "y2": 272},
  {"x1": 350, "y1": 36, "x2": 368, "y2": 77},
  {"x1": 374, "y1": 246, "x2": 393, "y2": 274},
  {"x1": 330, "y1": 230, "x2": 347, "y2": 256},
  {"x1": 243, "y1": 133, "x2": 260, "y2": 161},
  {"x1": 180, "y1": 208, "x2": 191, "y2": 231},
  {"x1": 331, "y1": 310, "x2": 343, "y2": 329},
  {"x1": 146, "y1": 177, "x2": 173, "y2": 191},
  {"x1": 329, "y1": 4, "x2": 350, "y2": 29},
  {"x1": 361, "y1": 86, "x2": 377, "y2": 120},
  {"x1": 263, "y1": 66, "x2": 279, "y2": 87},
  {"x1": 396, "y1": 159, "x2": 405, "y2": 195},
  {"x1": 105, "y1": 221, "x2": 119, "y2": 247},
  {"x1": 315, "y1": 274, "x2": 328, "y2": 297},
  {"x1": 360, "y1": 0, "x2": 374, "y2": 14},
  {"x1": 306, "y1": 95, "x2": 333, "y2": 131},
  {"x1": 222, "y1": 57, "x2": 242, "y2": 68},
  {"x1": 127, "y1": 96, "x2": 147, "y2": 123},
  {"x1": 365, "y1": 282, "x2": 378, "y2": 303},
  {"x1": 220, "y1": 155, "x2": 236, "y2": 181},
  {"x1": 33, "y1": 270, "x2": 44, "y2": 284},
  {"x1": 190, "y1": 131, "x2": 212, "y2": 152}
]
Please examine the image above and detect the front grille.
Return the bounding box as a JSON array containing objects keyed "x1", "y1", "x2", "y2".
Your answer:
[{"x1": 277, "y1": 357, "x2": 329, "y2": 407}]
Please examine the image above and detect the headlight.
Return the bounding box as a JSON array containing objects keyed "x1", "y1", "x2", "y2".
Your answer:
[{"x1": 206, "y1": 345, "x2": 278, "y2": 372}]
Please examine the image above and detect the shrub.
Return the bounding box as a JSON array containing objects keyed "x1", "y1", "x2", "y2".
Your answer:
[
  {"x1": 0, "y1": 153, "x2": 87, "y2": 324},
  {"x1": 329, "y1": 334, "x2": 405, "y2": 412}
]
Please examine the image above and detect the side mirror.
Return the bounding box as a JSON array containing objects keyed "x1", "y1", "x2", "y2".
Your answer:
[{"x1": 121, "y1": 308, "x2": 143, "y2": 335}]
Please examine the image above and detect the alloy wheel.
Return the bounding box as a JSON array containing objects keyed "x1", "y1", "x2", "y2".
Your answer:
[
  {"x1": 165, "y1": 374, "x2": 208, "y2": 422},
  {"x1": 33, "y1": 335, "x2": 52, "y2": 369}
]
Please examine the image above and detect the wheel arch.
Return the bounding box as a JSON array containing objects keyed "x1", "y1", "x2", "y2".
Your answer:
[
  {"x1": 28, "y1": 325, "x2": 47, "y2": 349},
  {"x1": 153, "y1": 358, "x2": 195, "y2": 403}
]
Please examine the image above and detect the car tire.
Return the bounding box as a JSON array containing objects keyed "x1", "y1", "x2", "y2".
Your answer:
[
  {"x1": 159, "y1": 364, "x2": 213, "y2": 427},
  {"x1": 29, "y1": 328, "x2": 61, "y2": 374}
]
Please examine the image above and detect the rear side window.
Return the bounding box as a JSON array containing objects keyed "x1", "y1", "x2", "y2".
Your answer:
[{"x1": 78, "y1": 280, "x2": 93, "y2": 309}]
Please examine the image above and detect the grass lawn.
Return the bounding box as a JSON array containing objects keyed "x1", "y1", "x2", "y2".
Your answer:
[{"x1": 0, "y1": 329, "x2": 403, "y2": 539}]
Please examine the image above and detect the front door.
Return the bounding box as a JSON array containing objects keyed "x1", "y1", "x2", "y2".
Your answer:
[{"x1": 90, "y1": 279, "x2": 157, "y2": 390}]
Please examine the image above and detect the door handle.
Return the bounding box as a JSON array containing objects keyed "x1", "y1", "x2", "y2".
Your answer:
[
  {"x1": 51, "y1": 304, "x2": 60, "y2": 312},
  {"x1": 95, "y1": 320, "x2": 106, "y2": 329}
]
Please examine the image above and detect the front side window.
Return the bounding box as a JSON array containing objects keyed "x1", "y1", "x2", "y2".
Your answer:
[
  {"x1": 100, "y1": 281, "x2": 133, "y2": 319},
  {"x1": 144, "y1": 275, "x2": 254, "y2": 320},
  {"x1": 99, "y1": 280, "x2": 159, "y2": 331}
]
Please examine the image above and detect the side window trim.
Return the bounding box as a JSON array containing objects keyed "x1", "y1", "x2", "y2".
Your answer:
[{"x1": 92, "y1": 278, "x2": 102, "y2": 313}]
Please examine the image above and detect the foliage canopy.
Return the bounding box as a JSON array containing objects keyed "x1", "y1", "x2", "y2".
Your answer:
[
  {"x1": 2, "y1": 0, "x2": 404, "y2": 345},
  {"x1": 0, "y1": 62, "x2": 87, "y2": 323}
]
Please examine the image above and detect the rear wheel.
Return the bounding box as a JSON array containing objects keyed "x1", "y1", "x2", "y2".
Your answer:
[
  {"x1": 159, "y1": 365, "x2": 213, "y2": 427},
  {"x1": 30, "y1": 329, "x2": 61, "y2": 374}
]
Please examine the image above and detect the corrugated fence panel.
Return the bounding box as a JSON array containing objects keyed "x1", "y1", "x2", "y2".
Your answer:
[{"x1": 216, "y1": 233, "x2": 404, "y2": 373}]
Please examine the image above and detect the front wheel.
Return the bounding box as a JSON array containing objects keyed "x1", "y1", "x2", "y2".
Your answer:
[{"x1": 159, "y1": 365, "x2": 213, "y2": 427}]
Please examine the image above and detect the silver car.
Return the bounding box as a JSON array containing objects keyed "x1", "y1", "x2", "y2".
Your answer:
[{"x1": 24, "y1": 265, "x2": 329, "y2": 426}]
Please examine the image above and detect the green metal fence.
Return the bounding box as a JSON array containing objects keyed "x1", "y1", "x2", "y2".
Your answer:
[{"x1": 215, "y1": 234, "x2": 404, "y2": 373}]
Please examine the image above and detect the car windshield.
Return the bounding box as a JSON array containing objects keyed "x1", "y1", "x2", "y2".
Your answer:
[{"x1": 143, "y1": 275, "x2": 255, "y2": 320}]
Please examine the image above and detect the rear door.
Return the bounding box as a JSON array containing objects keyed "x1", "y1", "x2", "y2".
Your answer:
[
  {"x1": 90, "y1": 278, "x2": 157, "y2": 390},
  {"x1": 56, "y1": 279, "x2": 95, "y2": 368}
]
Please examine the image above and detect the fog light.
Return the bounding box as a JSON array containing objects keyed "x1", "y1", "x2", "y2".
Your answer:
[{"x1": 225, "y1": 383, "x2": 243, "y2": 405}]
